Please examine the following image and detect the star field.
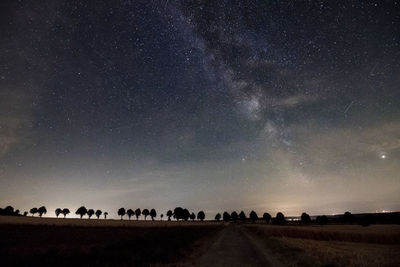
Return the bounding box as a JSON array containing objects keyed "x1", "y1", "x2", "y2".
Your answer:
[{"x1": 0, "y1": 0, "x2": 399, "y2": 218}]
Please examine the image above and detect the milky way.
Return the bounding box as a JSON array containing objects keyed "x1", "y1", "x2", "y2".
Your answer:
[{"x1": 1, "y1": 1, "x2": 399, "y2": 218}]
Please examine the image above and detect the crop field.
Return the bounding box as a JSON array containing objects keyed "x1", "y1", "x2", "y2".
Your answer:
[
  {"x1": 1, "y1": 216, "x2": 400, "y2": 266},
  {"x1": 247, "y1": 224, "x2": 400, "y2": 266}
]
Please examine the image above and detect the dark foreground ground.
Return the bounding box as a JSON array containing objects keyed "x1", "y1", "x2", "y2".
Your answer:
[
  {"x1": 1, "y1": 217, "x2": 400, "y2": 267},
  {"x1": 0, "y1": 224, "x2": 221, "y2": 266}
]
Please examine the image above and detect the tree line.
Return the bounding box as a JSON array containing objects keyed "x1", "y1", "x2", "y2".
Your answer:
[
  {"x1": 0, "y1": 205, "x2": 331, "y2": 225},
  {"x1": 1, "y1": 205, "x2": 396, "y2": 226}
]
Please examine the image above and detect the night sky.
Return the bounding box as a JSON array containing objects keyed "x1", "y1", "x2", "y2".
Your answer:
[{"x1": 1, "y1": 1, "x2": 399, "y2": 218}]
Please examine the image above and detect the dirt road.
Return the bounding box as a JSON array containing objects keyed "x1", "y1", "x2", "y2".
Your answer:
[{"x1": 184, "y1": 225, "x2": 282, "y2": 267}]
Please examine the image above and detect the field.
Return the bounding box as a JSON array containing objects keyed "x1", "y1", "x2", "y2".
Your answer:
[
  {"x1": 1, "y1": 216, "x2": 400, "y2": 266},
  {"x1": 247, "y1": 224, "x2": 400, "y2": 267},
  {"x1": 0, "y1": 216, "x2": 222, "y2": 266}
]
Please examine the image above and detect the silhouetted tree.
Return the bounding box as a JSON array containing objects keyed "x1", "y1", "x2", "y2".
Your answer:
[
  {"x1": 167, "y1": 210, "x2": 173, "y2": 221},
  {"x1": 38, "y1": 206, "x2": 47, "y2": 217},
  {"x1": 301, "y1": 212, "x2": 311, "y2": 224},
  {"x1": 190, "y1": 212, "x2": 196, "y2": 221},
  {"x1": 263, "y1": 212, "x2": 271, "y2": 223},
  {"x1": 183, "y1": 209, "x2": 190, "y2": 221},
  {"x1": 118, "y1": 208, "x2": 126, "y2": 220},
  {"x1": 250, "y1": 210, "x2": 258, "y2": 223},
  {"x1": 127, "y1": 209, "x2": 134, "y2": 220},
  {"x1": 23, "y1": 211, "x2": 28, "y2": 216},
  {"x1": 142, "y1": 209, "x2": 150, "y2": 220},
  {"x1": 4, "y1": 206, "x2": 14, "y2": 216},
  {"x1": 239, "y1": 211, "x2": 246, "y2": 222},
  {"x1": 135, "y1": 208, "x2": 141, "y2": 220},
  {"x1": 95, "y1": 209, "x2": 102, "y2": 219},
  {"x1": 274, "y1": 212, "x2": 285, "y2": 225},
  {"x1": 76, "y1": 206, "x2": 87, "y2": 219},
  {"x1": 150, "y1": 209, "x2": 157, "y2": 221},
  {"x1": 223, "y1": 211, "x2": 231, "y2": 222},
  {"x1": 30, "y1": 207, "x2": 38, "y2": 217},
  {"x1": 343, "y1": 211, "x2": 354, "y2": 224},
  {"x1": 215, "y1": 213, "x2": 221, "y2": 221},
  {"x1": 160, "y1": 214, "x2": 164, "y2": 220},
  {"x1": 55, "y1": 208, "x2": 62, "y2": 218},
  {"x1": 197, "y1": 211, "x2": 205, "y2": 221},
  {"x1": 14, "y1": 209, "x2": 20, "y2": 216},
  {"x1": 173, "y1": 207, "x2": 184, "y2": 221},
  {"x1": 87, "y1": 209, "x2": 94, "y2": 219},
  {"x1": 231, "y1": 211, "x2": 238, "y2": 222},
  {"x1": 104, "y1": 212, "x2": 108, "y2": 219},
  {"x1": 316, "y1": 215, "x2": 328, "y2": 225},
  {"x1": 62, "y1": 208, "x2": 70, "y2": 218}
]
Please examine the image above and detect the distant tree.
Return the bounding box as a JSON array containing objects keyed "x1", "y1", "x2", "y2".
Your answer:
[
  {"x1": 55, "y1": 208, "x2": 62, "y2": 218},
  {"x1": 38, "y1": 206, "x2": 47, "y2": 217},
  {"x1": 343, "y1": 211, "x2": 354, "y2": 224},
  {"x1": 14, "y1": 209, "x2": 20, "y2": 216},
  {"x1": 249, "y1": 210, "x2": 258, "y2": 223},
  {"x1": 150, "y1": 209, "x2": 157, "y2": 221},
  {"x1": 231, "y1": 211, "x2": 238, "y2": 222},
  {"x1": 118, "y1": 208, "x2": 126, "y2": 220},
  {"x1": 190, "y1": 212, "x2": 196, "y2": 221},
  {"x1": 316, "y1": 215, "x2": 328, "y2": 225},
  {"x1": 30, "y1": 207, "x2": 38, "y2": 217},
  {"x1": 4, "y1": 206, "x2": 14, "y2": 215},
  {"x1": 127, "y1": 209, "x2": 134, "y2": 220},
  {"x1": 135, "y1": 208, "x2": 141, "y2": 220},
  {"x1": 263, "y1": 212, "x2": 272, "y2": 223},
  {"x1": 62, "y1": 208, "x2": 70, "y2": 218},
  {"x1": 104, "y1": 212, "x2": 108, "y2": 219},
  {"x1": 23, "y1": 211, "x2": 28, "y2": 216},
  {"x1": 142, "y1": 209, "x2": 150, "y2": 220},
  {"x1": 301, "y1": 212, "x2": 311, "y2": 224},
  {"x1": 160, "y1": 214, "x2": 164, "y2": 221},
  {"x1": 183, "y1": 209, "x2": 190, "y2": 221},
  {"x1": 239, "y1": 211, "x2": 246, "y2": 222},
  {"x1": 274, "y1": 212, "x2": 285, "y2": 225},
  {"x1": 95, "y1": 209, "x2": 102, "y2": 219},
  {"x1": 167, "y1": 210, "x2": 173, "y2": 221},
  {"x1": 215, "y1": 213, "x2": 221, "y2": 222},
  {"x1": 87, "y1": 209, "x2": 94, "y2": 219},
  {"x1": 197, "y1": 211, "x2": 205, "y2": 221},
  {"x1": 76, "y1": 206, "x2": 87, "y2": 219},
  {"x1": 223, "y1": 211, "x2": 231, "y2": 222},
  {"x1": 173, "y1": 207, "x2": 184, "y2": 221}
]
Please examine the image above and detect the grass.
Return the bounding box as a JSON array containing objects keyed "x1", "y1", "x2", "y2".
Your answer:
[
  {"x1": 253, "y1": 236, "x2": 400, "y2": 267},
  {"x1": 0, "y1": 215, "x2": 221, "y2": 227},
  {"x1": 0, "y1": 223, "x2": 223, "y2": 266},
  {"x1": 247, "y1": 224, "x2": 400, "y2": 267},
  {"x1": 246, "y1": 224, "x2": 400, "y2": 244}
]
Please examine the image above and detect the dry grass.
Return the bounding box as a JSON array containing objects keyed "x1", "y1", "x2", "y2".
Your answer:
[
  {"x1": 0, "y1": 223, "x2": 223, "y2": 266},
  {"x1": 247, "y1": 224, "x2": 400, "y2": 266},
  {"x1": 246, "y1": 224, "x2": 400, "y2": 244},
  {"x1": 255, "y1": 236, "x2": 400, "y2": 267},
  {"x1": 0, "y1": 215, "x2": 222, "y2": 227}
]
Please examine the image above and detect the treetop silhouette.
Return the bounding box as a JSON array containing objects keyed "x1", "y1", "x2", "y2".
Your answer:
[
  {"x1": 127, "y1": 209, "x2": 134, "y2": 220},
  {"x1": 197, "y1": 211, "x2": 205, "y2": 221},
  {"x1": 118, "y1": 208, "x2": 126, "y2": 220},
  {"x1": 76, "y1": 206, "x2": 87, "y2": 219},
  {"x1": 249, "y1": 210, "x2": 258, "y2": 223},
  {"x1": 95, "y1": 209, "x2": 102, "y2": 219}
]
